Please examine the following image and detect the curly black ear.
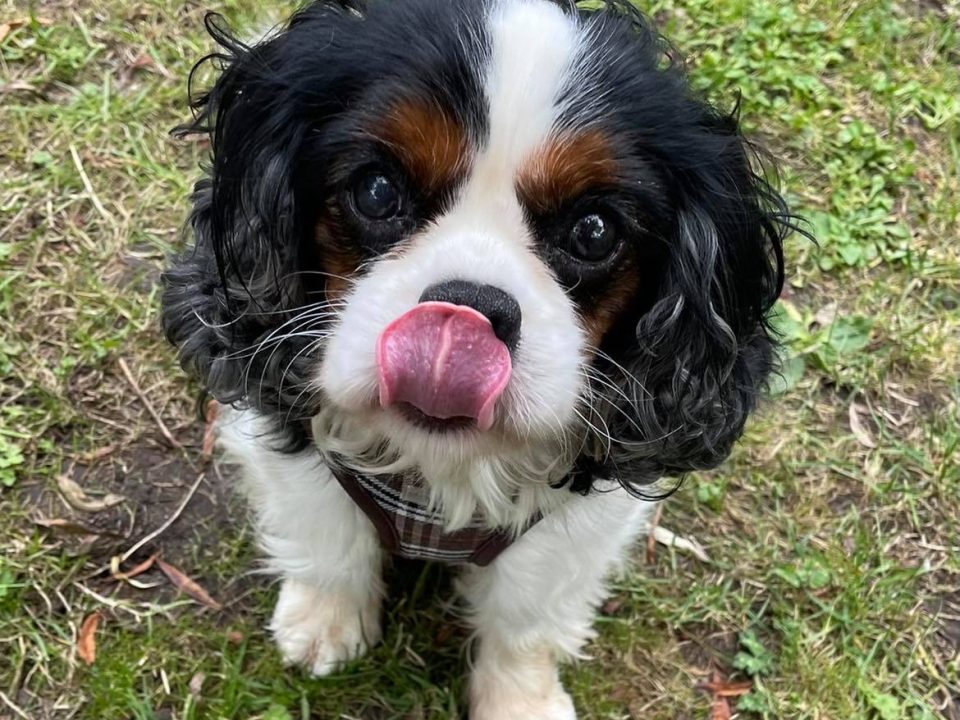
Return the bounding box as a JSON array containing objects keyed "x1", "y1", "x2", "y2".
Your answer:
[
  {"x1": 590, "y1": 108, "x2": 795, "y2": 498},
  {"x1": 162, "y1": 4, "x2": 363, "y2": 445}
]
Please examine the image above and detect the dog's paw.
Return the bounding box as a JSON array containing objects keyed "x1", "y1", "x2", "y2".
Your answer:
[
  {"x1": 269, "y1": 579, "x2": 381, "y2": 677},
  {"x1": 470, "y1": 666, "x2": 576, "y2": 720}
]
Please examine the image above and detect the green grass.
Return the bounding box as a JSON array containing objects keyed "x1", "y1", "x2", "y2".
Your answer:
[{"x1": 1, "y1": 0, "x2": 958, "y2": 718}]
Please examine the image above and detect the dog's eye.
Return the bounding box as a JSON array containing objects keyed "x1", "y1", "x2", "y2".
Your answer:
[
  {"x1": 353, "y1": 171, "x2": 402, "y2": 220},
  {"x1": 568, "y1": 213, "x2": 617, "y2": 262}
]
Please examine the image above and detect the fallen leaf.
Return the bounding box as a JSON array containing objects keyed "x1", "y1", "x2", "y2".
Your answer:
[
  {"x1": 601, "y1": 597, "x2": 626, "y2": 616},
  {"x1": 130, "y1": 52, "x2": 155, "y2": 70},
  {"x1": 33, "y1": 518, "x2": 97, "y2": 535},
  {"x1": 848, "y1": 403, "x2": 876, "y2": 449},
  {"x1": 157, "y1": 559, "x2": 223, "y2": 610},
  {"x1": 78, "y1": 612, "x2": 102, "y2": 665},
  {"x1": 699, "y1": 679, "x2": 754, "y2": 698},
  {"x1": 202, "y1": 400, "x2": 219, "y2": 461},
  {"x1": 77, "y1": 445, "x2": 117, "y2": 462},
  {"x1": 711, "y1": 697, "x2": 732, "y2": 720},
  {"x1": 127, "y1": 50, "x2": 172, "y2": 78},
  {"x1": 189, "y1": 671, "x2": 206, "y2": 697},
  {"x1": 11, "y1": 17, "x2": 52, "y2": 27},
  {"x1": 111, "y1": 553, "x2": 158, "y2": 581},
  {"x1": 698, "y1": 671, "x2": 751, "y2": 720},
  {"x1": 34, "y1": 517, "x2": 116, "y2": 537},
  {"x1": 57, "y1": 475, "x2": 126, "y2": 513},
  {"x1": 0, "y1": 16, "x2": 53, "y2": 43},
  {"x1": 119, "y1": 52, "x2": 156, "y2": 85}
]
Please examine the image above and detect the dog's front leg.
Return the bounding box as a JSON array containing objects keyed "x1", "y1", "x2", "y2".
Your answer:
[
  {"x1": 262, "y1": 470, "x2": 384, "y2": 676},
  {"x1": 459, "y1": 489, "x2": 653, "y2": 720},
  {"x1": 219, "y1": 410, "x2": 385, "y2": 676}
]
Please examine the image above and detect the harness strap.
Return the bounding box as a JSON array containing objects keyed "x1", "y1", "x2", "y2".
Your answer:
[
  {"x1": 329, "y1": 462, "x2": 535, "y2": 566},
  {"x1": 300, "y1": 419, "x2": 551, "y2": 566}
]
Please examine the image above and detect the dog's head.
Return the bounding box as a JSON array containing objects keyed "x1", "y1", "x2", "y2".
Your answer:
[{"x1": 164, "y1": 0, "x2": 793, "y2": 500}]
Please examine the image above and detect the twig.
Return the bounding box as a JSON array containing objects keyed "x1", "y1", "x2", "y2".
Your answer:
[
  {"x1": 70, "y1": 582, "x2": 192, "y2": 620},
  {"x1": 653, "y1": 526, "x2": 711, "y2": 564},
  {"x1": 0, "y1": 690, "x2": 31, "y2": 719},
  {"x1": 117, "y1": 357, "x2": 183, "y2": 450},
  {"x1": 117, "y1": 472, "x2": 205, "y2": 564},
  {"x1": 0, "y1": 204, "x2": 28, "y2": 242},
  {"x1": 69, "y1": 144, "x2": 115, "y2": 226}
]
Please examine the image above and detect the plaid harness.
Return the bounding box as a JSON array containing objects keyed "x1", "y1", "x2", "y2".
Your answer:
[{"x1": 330, "y1": 464, "x2": 542, "y2": 566}]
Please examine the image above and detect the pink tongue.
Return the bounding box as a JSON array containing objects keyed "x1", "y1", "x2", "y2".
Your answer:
[{"x1": 377, "y1": 302, "x2": 512, "y2": 431}]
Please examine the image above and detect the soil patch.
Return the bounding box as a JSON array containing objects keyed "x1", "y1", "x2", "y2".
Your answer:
[{"x1": 22, "y1": 426, "x2": 248, "y2": 604}]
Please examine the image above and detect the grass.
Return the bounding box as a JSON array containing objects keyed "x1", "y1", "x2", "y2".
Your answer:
[{"x1": 1, "y1": 0, "x2": 958, "y2": 718}]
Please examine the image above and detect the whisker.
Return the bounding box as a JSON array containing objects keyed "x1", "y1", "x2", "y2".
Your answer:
[
  {"x1": 280, "y1": 335, "x2": 332, "y2": 424},
  {"x1": 570, "y1": 405, "x2": 614, "y2": 459}
]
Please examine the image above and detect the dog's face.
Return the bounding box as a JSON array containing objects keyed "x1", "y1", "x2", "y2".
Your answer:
[
  {"x1": 319, "y1": 1, "x2": 661, "y2": 458},
  {"x1": 164, "y1": 0, "x2": 790, "y2": 495}
]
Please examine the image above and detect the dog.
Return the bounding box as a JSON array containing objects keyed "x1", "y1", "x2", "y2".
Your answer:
[{"x1": 162, "y1": 1, "x2": 794, "y2": 717}]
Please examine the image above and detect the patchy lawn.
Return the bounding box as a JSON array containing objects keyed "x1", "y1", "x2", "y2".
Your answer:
[{"x1": 1, "y1": 0, "x2": 957, "y2": 718}]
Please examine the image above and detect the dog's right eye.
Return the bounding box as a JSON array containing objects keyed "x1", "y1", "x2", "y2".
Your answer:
[{"x1": 353, "y1": 171, "x2": 403, "y2": 220}]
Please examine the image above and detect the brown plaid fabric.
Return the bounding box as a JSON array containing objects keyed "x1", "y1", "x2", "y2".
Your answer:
[{"x1": 330, "y1": 465, "x2": 541, "y2": 566}]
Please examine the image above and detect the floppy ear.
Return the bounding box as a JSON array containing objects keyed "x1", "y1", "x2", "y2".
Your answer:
[
  {"x1": 590, "y1": 110, "x2": 793, "y2": 497},
  {"x1": 161, "y1": 5, "x2": 362, "y2": 443}
]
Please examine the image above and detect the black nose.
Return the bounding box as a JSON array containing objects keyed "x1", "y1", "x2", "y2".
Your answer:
[{"x1": 419, "y1": 280, "x2": 521, "y2": 352}]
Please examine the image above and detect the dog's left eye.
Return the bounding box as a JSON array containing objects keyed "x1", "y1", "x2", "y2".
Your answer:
[
  {"x1": 567, "y1": 213, "x2": 618, "y2": 262},
  {"x1": 353, "y1": 171, "x2": 403, "y2": 220}
]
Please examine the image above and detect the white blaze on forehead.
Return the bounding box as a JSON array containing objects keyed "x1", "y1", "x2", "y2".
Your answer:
[
  {"x1": 484, "y1": 0, "x2": 579, "y2": 167},
  {"x1": 318, "y1": 0, "x2": 590, "y2": 460},
  {"x1": 457, "y1": 0, "x2": 581, "y2": 218}
]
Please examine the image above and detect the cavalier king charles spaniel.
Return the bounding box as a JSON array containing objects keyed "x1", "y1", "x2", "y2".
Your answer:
[{"x1": 162, "y1": 0, "x2": 795, "y2": 717}]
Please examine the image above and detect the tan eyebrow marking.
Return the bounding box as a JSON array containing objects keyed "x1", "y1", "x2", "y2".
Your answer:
[
  {"x1": 376, "y1": 100, "x2": 470, "y2": 194},
  {"x1": 517, "y1": 131, "x2": 619, "y2": 214}
]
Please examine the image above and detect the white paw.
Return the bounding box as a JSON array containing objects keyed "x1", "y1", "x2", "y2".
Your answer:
[
  {"x1": 471, "y1": 665, "x2": 576, "y2": 720},
  {"x1": 269, "y1": 579, "x2": 381, "y2": 677}
]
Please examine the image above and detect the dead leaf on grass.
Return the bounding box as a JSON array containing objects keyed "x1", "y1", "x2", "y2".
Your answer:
[
  {"x1": 77, "y1": 612, "x2": 102, "y2": 665},
  {"x1": 699, "y1": 672, "x2": 752, "y2": 720},
  {"x1": 111, "y1": 553, "x2": 158, "y2": 581},
  {"x1": 848, "y1": 403, "x2": 877, "y2": 448},
  {"x1": 34, "y1": 517, "x2": 112, "y2": 536},
  {"x1": 602, "y1": 596, "x2": 626, "y2": 616},
  {"x1": 157, "y1": 558, "x2": 223, "y2": 610},
  {"x1": 129, "y1": 52, "x2": 155, "y2": 70},
  {"x1": 699, "y1": 679, "x2": 754, "y2": 698},
  {"x1": 57, "y1": 475, "x2": 126, "y2": 513},
  {"x1": 0, "y1": 17, "x2": 52, "y2": 43},
  {"x1": 76, "y1": 445, "x2": 117, "y2": 463},
  {"x1": 33, "y1": 518, "x2": 97, "y2": 535},
  {"x1": 711, "y1": 698, "x2": 732, "y2": 720},
  {"x1": 189, "y1": 671, "x2": 206, "y2": 697}
]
